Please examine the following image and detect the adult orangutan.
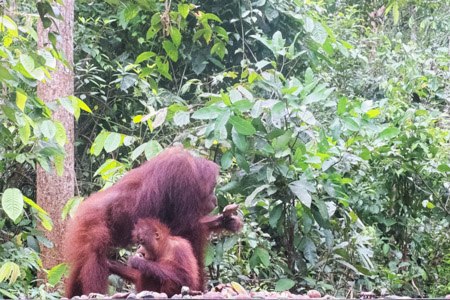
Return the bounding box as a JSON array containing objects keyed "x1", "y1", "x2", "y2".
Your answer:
[
  {"x1": 108, "y1": 218, "x2": 200, "y2": 297},
  {"x1": 64, "y1": 147, "x2": 241, "y2": 297}
]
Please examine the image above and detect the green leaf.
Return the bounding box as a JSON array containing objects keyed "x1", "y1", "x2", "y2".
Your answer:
[
  {"x1": 178, "y1": 3, "x2": 190, "y2": 19},
  {"x1": 254, "y1": 247, "x2": 270, "y2": 267},
  {"x1": 41, "y1": 120, "x2": 56, "y2": 139},
  {"x1": 54, "y1": 121, "x2": 66, "y2": 147},
  {"x1": 2, "y1": 188, "x2": 24, "y2": 221},
  {"x1": 437, "y1": 164, "x2": 450, "y2": 172},
  {"x1": 170, "y1": 27, "x2": 182, "y2": 47},
  {"x1": 274, "y1": 278, "x2": 295, "y2": 292},
  {"x1": 204, "y1": 243, "x2": 214, "y2": 266},
  {"x1": 245, "y1": 184, "x2": 270, "y2": 206},
  {"x1": 0, "y1": 262, "x2": 20, "y2": 285},
  {"x1": 58, "y1": 97, "x2": 74, "y2": 115},
  {"x1": 0, "y1": 66, "x2": 14, "y2": 81},
  {"x1": 337, "y1": 97, "x2": 347, "y2": 115},
  {"x1": 19, "y1": 54, "x2": 35, "y2": 75},
  {"x1": 144, "y1": 140, "x2": 162, "y2": 160},
  {"x1": 23, "y1": 196, "x2": 47, "y2": 215},
  {"x1": 135, "y1": 51, "x2": 156, "y2": 64},
  {"x1": 289, "y1": 182, "x2": 312, "y2": 208},
  {"x1": 229, "y1": 116, "x2": 256, "y2": 136},
  {"x1": 16, "y1": 91, "x2": 27, "y2": 112},
  {"x1": 78, "y1": 99, "x2": 92, "y2": 113},
  {"x1": 47, "y1": 264, "x2": 68, "y2": 286},
  {"x1": 162, "y1": 40, "x2": 178, "y2": 62},
  {"x1": 202, "y1": 13, "x2": 222, "y2": 23},
  {"x1": 18, "y1": 122, "x2": 30, "y2": 145},
  {"x1": 235, "y1": 153, "x2": 249, "y2": 173},
  {"x1": 304, "y1": 16, "x2": 314, "y2": 32},
  {"x1": 221, "y1": 150, "x2": 233, "y2": 169},
  {"x1": 378, "y1": 127, "x2": 400, "y2": 140},
  {"x1": 231, "y1": 129, "x2": 247, "y2": 152},
  {"x1": 104, "y1": 132, "x2": 122, "y2": 153},
  {"x1": 269, "y1": 204, "x2": 283, "y2": 228},
  {"x1": 393, "y1": 3, "x2": 399, "y2": 25},
  {"x1": 311, "y1": 22, "x2": 327, "y2": 45},
  {"x1": 119, "y1": 74, "x2": 138, "y2": 92},
  {"x1": 54, "y1": 154, "x2": 64, "y2": 176},
  {"x1": 342, "y1": 117, "x2": 359, "y2": 131},
  {"x1": 131, "y1": 143, "x2": 147, "y2": 161},
  {"x1": 91, "y1": 131, "x2": 107, "y2": 156},
  {"x1": 123, "y1": 3, "x2": 140, "y2": 21},
  {"x1": 211, "y1": 39, "x2": 225, "y2": 59},
  {"x1": 366, "y1": 109, "x2": 380, "y2": 118},
  {"x1": 173, "y1": 111, "x2": 190, "y2": 127},
  {"x1": 192, "y1": 106, "x2": 222, "y2": 120}
]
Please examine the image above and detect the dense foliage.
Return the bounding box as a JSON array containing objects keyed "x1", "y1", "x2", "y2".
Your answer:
[{"x1": 0, "y1": 0, "x2": 449, "y2": 298}]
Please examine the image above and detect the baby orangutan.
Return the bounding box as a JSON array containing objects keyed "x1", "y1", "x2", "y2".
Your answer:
[{"x1": 108, "y1": 218, "x2": 200, "y2": 297}]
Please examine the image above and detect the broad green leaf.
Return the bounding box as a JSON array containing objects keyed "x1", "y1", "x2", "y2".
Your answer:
[
  {"x1": 269, "y1": 204, "x2": 282, "y2": 228},
  {"x1": 58, "y1": 97, "x2": 74, "y2": 115},
  {"x1": 337, "y1": 97, "x2": 347, "y2": 115},
  {"x1": 221, "y1": 150, "x2": 233, "y2": 169},
  {"x1": 144, "y1": 140, "x2": 162, "y2": 160},
  {"x1": 274, "y1": 278, "x2": 295, "y2": 292},
  {"x1": 133, "y1": 115, "x2": 143, "y2": 123},
  {"x1": 245, "y1": 184, "x2": 270, "y2": 207},
  {"x1": 366, "y1": 109, "x2": 380, "y2": 118},
  {"x1": 289, "y1": 182, "x2": 311, "y2": 208},
  {"x1": 235, "y1": 153, "x2": 249, "y2": 173},
  {"x1": 304, "y1": 16, "x2": 314, "y2": 32},
  {"x1": 123, "y1": 3, "x2": 140, "y2": 21},
  {"x1": 378, "y1": 127, "x2": 400, "y2": 140},
  {"x1": 91, "y1": 131, "x2": 107, "y2": 156},
  {"x1": 311, "y1": 22, "x2": 327, "y2": 45},
  {"x1": 254, "y1": 247, "x2": 270, "y2": 267},
  {"x1": 54, "y1": 121, "x2": 67, "y2": 147},
  {"x1": 204, "y1": 243, "x2": 214, "y2": 266},
  {"x1": 19, "y1": 54, "x2": 35, "y2": 75},
  {"x1": 78, "y1": 99, "x2": 92, "y2": 113},
  {"x1": 131, "y1": 143, "x2": 147, "y2": 161},
  {"x1": 0, "y1": 66, "x2": 14, "y2": 81},
  {"x1": 1, "y1": 188, "x2": 24, "y2": 221},
  {"x1": 437, "y1": 164, "x2": 450, "y2": 172},
  {"x1": 231, "y1": 129, "x2": 247, "y2": 152},
  {"x1": 342, "y1": 117, "x2": 359, "y2": 131},
  {"x1": 192, "y1": 106, "x2": 222, "y2": 120},
  {"x1": 301, "y1": 237, "x2": 317, "y2": 265},
  {"x1": 47, "y1": 263, "x2": 68, "y2": 286},
  {"x1": 41, "y1": 120, "x2": 56, "y2": 139},
  {"x1": 170, "y1": 27, "x2": 182, "y2": 47},
  {"x1": 305, "y1": 156, "x2": 321, "y2": 164},
  {"x1": 0, "y1": 262, "x2": 20, "y2": 285},
  {"x1": 229, "y1": 116, "x2": 256, "y2": 136},
  {"x1": 18, "y1": 122, "x2": 30, "y2": 145},
  {"x1": 119, "y1": 74, "x2": 138, "y2": 92},
  {"x1": 135, "y1": 51, "x2": 156, "y2": 64},
  {"x1": 178, "y1": 3, "x2": 190, "y2": 19},
  {"x1": 202, "y1": 13, "x2": 222, "y2": 23},
  {"x1": 393, "y1": 3, "x2": 399, "y2": 25},
  {"x1": 54, "y1": 154, "x2": 64, "y2": 176},
  {"x1": 173, "y1": 111, "x2": 190, "y2": 127},
  {"x1": 104, "y1": 132, "x2": 122, "y2": 153},
  {"x1": 162, "y1": 40, "x2": 178, "y2": 62},
  {"x1": 211, "y1": 39, "x2": 225, "y2": 59},
  {"x1": 16, "y1": 91, "x2": 27, "y2": 112},
  {"x1": 62, "y1": 196, "x2": 84, "y2": 220}
]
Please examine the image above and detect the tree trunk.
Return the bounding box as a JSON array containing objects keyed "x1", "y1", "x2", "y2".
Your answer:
[{"x1": 36, "y1": 0, "x2": 75, "y2": 284}]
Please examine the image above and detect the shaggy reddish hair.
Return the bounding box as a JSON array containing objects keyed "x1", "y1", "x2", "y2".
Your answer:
[{"x1": 64, "y1": 147, "x2": 219, "y2": 297}]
